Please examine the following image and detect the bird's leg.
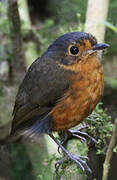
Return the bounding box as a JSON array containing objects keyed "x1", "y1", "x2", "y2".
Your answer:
[
  {"x1": 49, "y1": 133, "x2": 91, "y2": 173},
  {"x1": 60, "y1": 125, "x2": 96, "y2": 147}
]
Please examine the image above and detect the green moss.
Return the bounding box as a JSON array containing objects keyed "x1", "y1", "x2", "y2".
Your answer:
[{"x1": 86, "y1": 103, "x2": 113, "y2": 155}]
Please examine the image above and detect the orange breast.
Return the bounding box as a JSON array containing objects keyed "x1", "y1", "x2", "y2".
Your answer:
[{"x1": 51, "y1": 55, "x2": 104, "y2": 131}]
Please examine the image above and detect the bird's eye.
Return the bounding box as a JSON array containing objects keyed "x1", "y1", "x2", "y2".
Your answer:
[{"x1": 69, "y1": 46, "x2": 79, "y2": 55}]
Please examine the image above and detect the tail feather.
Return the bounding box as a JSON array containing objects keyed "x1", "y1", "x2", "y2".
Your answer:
[{"x1": 21, "y1": 114, "x2": 53, "y2": 138}]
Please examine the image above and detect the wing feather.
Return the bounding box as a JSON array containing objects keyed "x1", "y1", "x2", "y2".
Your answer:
[{"x1": 11, "y1": 57, "x2": 69, "y2": 135}]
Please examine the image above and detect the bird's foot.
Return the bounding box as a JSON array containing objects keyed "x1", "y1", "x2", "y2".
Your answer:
[
  {"x1": 60, "y1": 125, "x2": 96, "y2": 148},
  {"x1": 55, "y1": 151, "x2": 91, "y2": 173},
  {"x1": 68, "y1": 127, "x2": 96, "y2": 143},
  {"x1": 49, "y1": 133, "x2": 91, "y2": 173}
]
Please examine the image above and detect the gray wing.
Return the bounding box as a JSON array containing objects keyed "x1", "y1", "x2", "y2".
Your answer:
[{"x1": 11, "y1": 57, "x2": 69, "y2": 135}]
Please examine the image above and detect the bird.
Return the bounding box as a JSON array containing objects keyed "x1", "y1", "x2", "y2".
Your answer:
[{"x1": 1, "y1": 32, "x2": 109, "y2": 172}]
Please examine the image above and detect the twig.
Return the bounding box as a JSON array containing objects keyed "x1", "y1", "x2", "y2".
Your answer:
[{"x1": 102, "y1": 119, "x2": 117, "y2": 180}]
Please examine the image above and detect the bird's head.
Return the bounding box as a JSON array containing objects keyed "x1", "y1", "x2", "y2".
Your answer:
[{"x1": 45, "y1": 32, "x2": 109, "y2": 66}]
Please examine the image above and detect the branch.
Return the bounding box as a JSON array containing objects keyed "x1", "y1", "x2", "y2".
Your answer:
[
  {"x1": 102, "y1": 119, "x2": 117, "y2": 180},
  {"x1": 8, "y1": 0, "x2": 26, "y2": 81}
]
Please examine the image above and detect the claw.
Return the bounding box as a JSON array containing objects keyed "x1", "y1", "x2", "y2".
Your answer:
[
  {"x1": 76, "y1": 124, "x2": 89, "y2": 130},
  {"x1": 71, "y1": 133, "x2": 87, "y2": 143},
  {"x1": 55, "y1": 157, "x2": 67, "y2": 173},
  {"x1": 78, "y1": 131, "x2": 97, "y2": 144},
  {"x1": 57, "y1": 146, "x2": 62, "y2": 154}
]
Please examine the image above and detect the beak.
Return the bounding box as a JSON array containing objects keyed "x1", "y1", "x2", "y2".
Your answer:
[
  {"x1": 92, "y1": 43, "x2": 109, "y2": 51},
  {"x1": 86, "y1": 43, "x2": 109, "y2": 56}
]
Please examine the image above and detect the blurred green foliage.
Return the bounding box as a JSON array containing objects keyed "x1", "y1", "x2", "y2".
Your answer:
[
  {"x1": 104, "y1": 21, "x2": 117, "y2": 56},
  {"x1": 105, "y1": 22, "x2": 117, "y2": 33},
  {"x1": 104, "y1": 77, "x2": 117, "y2": 89},
  {"x1": 106, "y1": 0, "x2": 117, "y2": 56},
  {"x1": 48, "y1": 0, "x2": 87, "y2": 24},
  {"x1": 9, "y1": 143, "x2": 34, "y2": 180},
  {"x1": 0, "y1": 1, "x2": 9, "y2": 35}
]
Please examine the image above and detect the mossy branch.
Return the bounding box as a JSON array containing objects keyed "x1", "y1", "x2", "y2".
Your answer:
[{"x1": 102, "y1": 119, "x2": 117, "y2": 180}]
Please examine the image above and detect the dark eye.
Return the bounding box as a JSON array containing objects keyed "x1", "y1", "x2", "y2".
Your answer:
[{"x1": 70, "y1": 46, "x2": 79, "y2": 55}]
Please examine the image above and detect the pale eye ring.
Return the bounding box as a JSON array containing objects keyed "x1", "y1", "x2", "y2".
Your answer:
[{"x1": 69, "y1": 46, "x2": 79, "y2": 56}]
